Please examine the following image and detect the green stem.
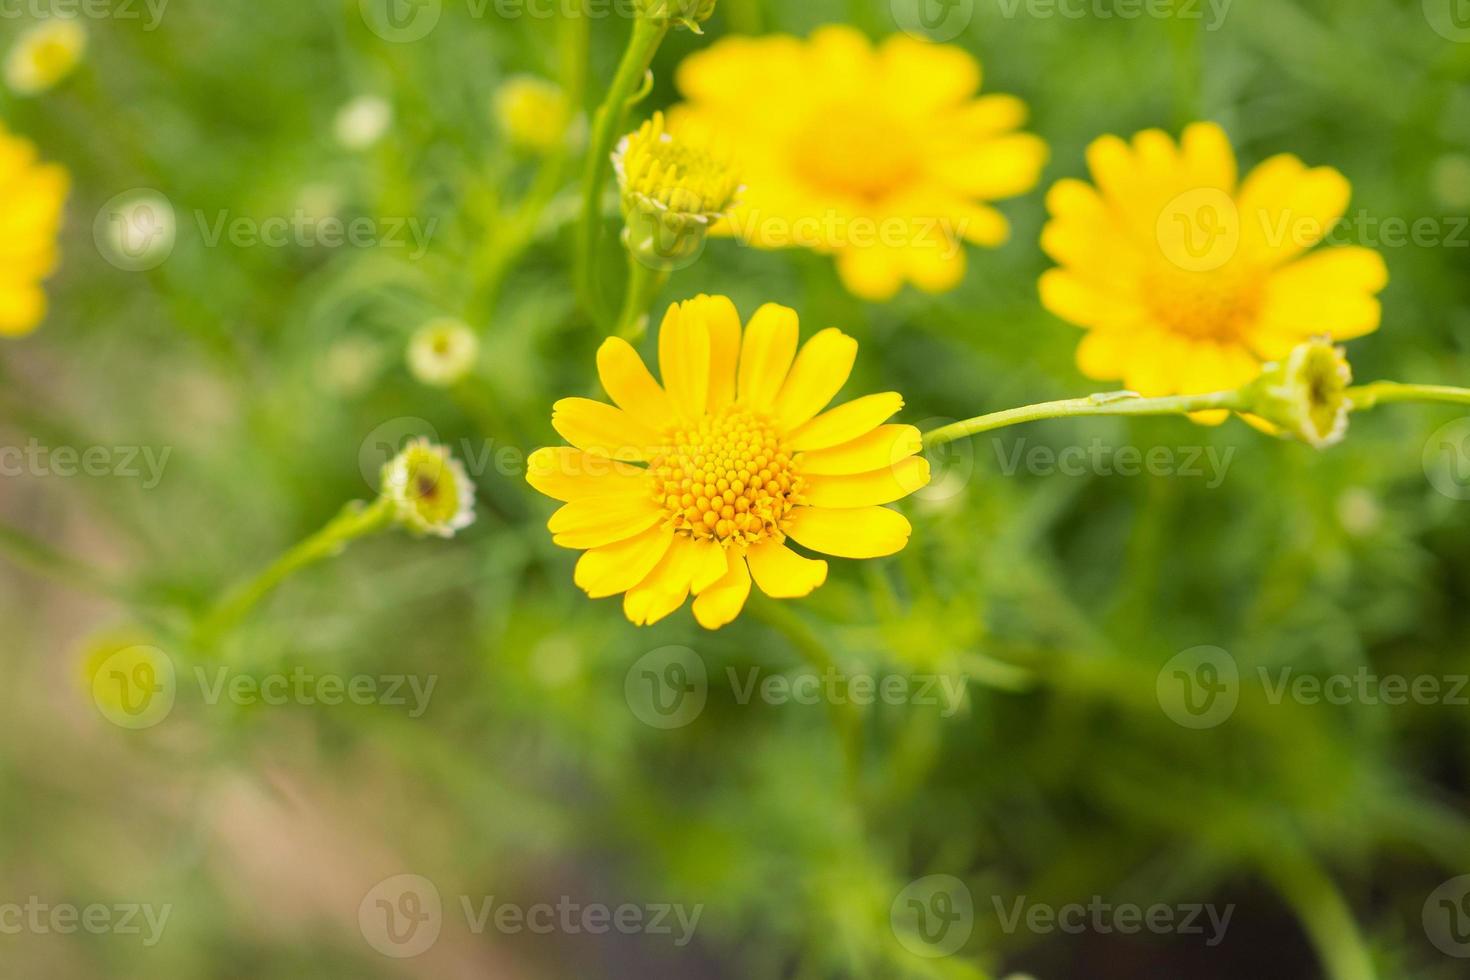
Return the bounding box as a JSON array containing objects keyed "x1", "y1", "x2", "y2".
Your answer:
[
  {"x1": 573, "y1": 15, "x2": 669, "y2": 329},
  {"x1": 1347, "y1": 382, "x2": 1470, "y2": 410},
  {"x1": 195, "y1": 497, "x2": 394, "y2": 646},
  {"x1": 614, "y1": 256, "x2": 669, "y2": 341},
  {"x1": 1265, "y1": 847, "x2": 1377, "y2": 980},
  {"x1": 923, "y1": 389, "x2": 1250, "y2": 448}
]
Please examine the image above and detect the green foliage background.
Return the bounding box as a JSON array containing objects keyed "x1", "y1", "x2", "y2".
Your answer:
[{"x1": 3, "y1": 0, "x2": 1470, "y2": 976}]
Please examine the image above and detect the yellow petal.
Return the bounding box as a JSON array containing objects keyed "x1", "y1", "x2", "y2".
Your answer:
[
  {"x1": 548, "y1": 494, "x2": 663, "y2": 550},
  {"x1": 0, "y1": 283, "x2": 44, "y2": 336},
  {"x1": 1039, "y1": 269, "x2": 1146, "y2": 331},
  {"x1": 783, "y1": 506, "x2": 913, "y2": 559},
  {"x1": 526, "y1": 447, "x2": 649, "y2": 502},
  {"x1": 789, "y1": 392, "x2": 904, "y2": 452},
  {"x1": 1236, "y1": 154, "x2": 1351, "y2": 267},
  {"x1": 690, "y1": 538, "x2": 730, "y2": 594},
  {"x1": 693, "y1": 555, "x2": 752, "y2": 630},
  {"x1": 659, "y1": 300, "x2": 710, "y2": 419},
  {"x1": 930, "y1": 132, "x2": 1049, "y2": 200},
  {"x1": 1179, "y1": 121, "x2": 1237, "y2": 193},
  {"x1": 1251, "y1": 247, "x2": 1388, "y2": 354},
  {"x1": 772, "y1": 327, "x2": 859, "y2": 429},
  {"x1": 798, "y1": 424, "x2": 923, "y2": 476},
  {"x1": 905, "y1": 242, "x2": 967, "y2": 294},
  {"x1": 597, "y1": 337, "x2": 674, "y2": 430},
  {"x1": 574, "y1": 524, "x2": 676, "y2": 599},
  {"x1": 552, "y1": 397, "x2": 663, "y2": 461},
  {"x1": 737, "y1": 302, "x2": 799, "y2": 408},
  {"x1": 693, "y1": 294, "x2": 742, "y2": 409},
  {"x1": 836, "y1": 245, "x2": 905, "y2": 302},
  {"x1": 803, "y1": 456, "x2": 930, "y2": 508},
  {"x1": 877, "y1": 34, "x2": 980, "y2": 115},
  {"x1": 746, "y1": 540, "x2": 828, "y2": 599},
  {"x1": 623, "y1": 536, "x2": 700, "y2": 626}
]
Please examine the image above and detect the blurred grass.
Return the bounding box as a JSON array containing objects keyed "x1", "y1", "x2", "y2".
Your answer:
[{"x1": 3, "y1": 0, "x2": 1470, "y2": 977}]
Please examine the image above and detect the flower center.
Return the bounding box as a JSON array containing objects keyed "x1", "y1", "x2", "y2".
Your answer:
[
  {"x1": 648, "y1": 405, "x2": 805, "y2": 546},
  {"x1": 1143, "y1": 266, "x2": 1264, "y2": 343},
  {"x1": 792, "y1": 104, "x2": 920, "y2": 202}
]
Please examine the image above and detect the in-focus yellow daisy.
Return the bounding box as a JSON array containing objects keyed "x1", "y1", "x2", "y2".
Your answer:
[
  {"x1": 4, "y1": 18, "x2": 85, "y2": 96},
  {"x1": 0, "y1": 121, "x2": 69, "y2": 336},
  {"x1": 671, "y1": 26, "x2": 1047, "y2": 301},
  {"x1": 1039, "y1": 123, "x2": 1388, "y2": 407},
  {"x1": 527, "y1": 296, "x2": 930, "y2": 629}
]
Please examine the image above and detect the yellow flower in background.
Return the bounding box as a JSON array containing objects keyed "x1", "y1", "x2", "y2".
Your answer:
[
  {"x1": 1039, "y1": 123, "x2": 1387, "y2": 409},
  {"x1": 4, "y1": 18, "x2": 86, "y2": 95},
  {"x1": 0, "y1": 122, "x2": 69, "y2": 336},
  {"x1": 495, "y1": 75, "x2": 571, "y2": 155},
  {"x1": 671, "y1": 26, "x2": 1047, "y2": 301},
  {"x1": 527, "y1": 295, "x2": 929, "y2": 629}
]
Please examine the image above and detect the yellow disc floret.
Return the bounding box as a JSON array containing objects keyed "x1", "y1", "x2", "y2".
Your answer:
[
  {"x1": 615, "y1": 112, "x2": 739, "y2": 219},
  {"x1": 649, "y1": 405, "x2": 805, "y2": 547}
]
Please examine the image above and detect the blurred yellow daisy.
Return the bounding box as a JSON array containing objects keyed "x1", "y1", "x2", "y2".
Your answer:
[
  {"x1": 671, "y1": 26, "x2": 1048, "y2": 301},
  {"x1": 1039, "y1": 123, "x2": 1388, "y2": 405},
  {"x1": 527, "y1": 295, "x2": 930, "y2": 629},
  {"x1": 0, "y1": 122, "x2": 69, "y2": 336},
  {"x1": 4, "y1": 18, "x2": 86, "y2": 96}
]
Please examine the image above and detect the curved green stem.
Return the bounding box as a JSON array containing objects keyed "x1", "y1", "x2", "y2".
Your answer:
[
  {"x1": 923, "y1": 389, "x2": 1249, "y2": 448},
  {"x1": 573, "y1": 15, "x2": 669, "y2": 328},
  {"x1": 1265, "y1": 846, "x2": 1377, "y2": 980},
  {"x1": 195, "y1": 497, "x2": 394, "y2": 647},
  {"x1": 614, "y1": 255, "x2": 669, "y2": 341},
  {"x1": 1348, "y1": 382, "x2": 1470, "y2": 410}
]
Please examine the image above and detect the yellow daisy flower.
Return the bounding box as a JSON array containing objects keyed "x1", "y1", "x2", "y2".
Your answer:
[
  {"x1": 0, "y1": 122, "x2": 69, "y2": 336},
  {"x1": 527, "y1": 295, "x2": 930, "y2": 629},
  {"x1": 1039, "y1": 122, "x2": 1388, "y2": 405},
  {"x1": 670, "y1": 26, "x2": 1048, "y2": 301}
]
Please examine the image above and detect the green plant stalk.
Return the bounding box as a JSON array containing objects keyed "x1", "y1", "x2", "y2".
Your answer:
[
  {"x1": 573, "y1": 15, "x2": 669, "y2": 328},
  {"x1": 1347, "y1": 382, "x2": 1470, "y2": 410},
  {"x1": 614, "y1": 255, "x2": 669, "y2": 340},
  {"x1": 1265, "y1": 847, "x2": 1378, "y2": 980},
  {"x1": 196, "y1": 496, "x2": 395, "y2": 644},
  {"x1": 923, "y1": 389, "x2": 1250, "y2": 448}
]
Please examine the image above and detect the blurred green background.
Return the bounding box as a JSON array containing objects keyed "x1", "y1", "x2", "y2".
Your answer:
[{"x1": 4, "y1": 0, "x2": 1470, "y2": 976}]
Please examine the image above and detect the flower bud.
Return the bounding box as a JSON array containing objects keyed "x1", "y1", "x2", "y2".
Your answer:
[
  {"x1": 381, "y1": 438, "x2": 476, "y2": 538},
  {"x1": 613, "y1": 112, "x2": 740, "y2": 271},
  {"x1": 4, "y1": 18, "x2": 85, "y2": 95},
  {"x1": 636, "y1": 0, "x2": 717, "y2": 32},
  {"x1": 407, "y1": 318, "x2": 479, "y2": 388},
  {"x1": 494, "y1": 75, "x2": 572, "y2": 155},
  {"x1": 1244, "y1": 338, "x2": 1353, "y2": 449}
]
